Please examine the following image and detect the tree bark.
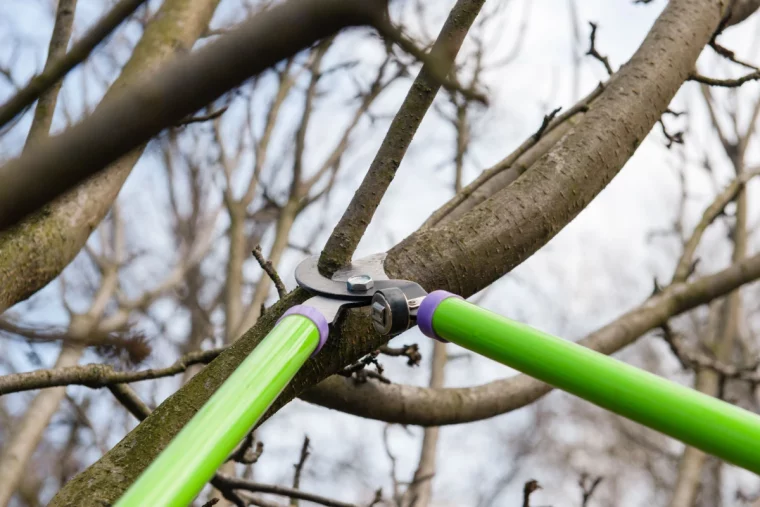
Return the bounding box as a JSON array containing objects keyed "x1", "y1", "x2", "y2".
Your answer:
[
  {"x1": 318, "y1": 0, "x2": 487, "y2": 275},
  {"x1": 384, "y1": 0, "x2": 729, "y2": 297}
]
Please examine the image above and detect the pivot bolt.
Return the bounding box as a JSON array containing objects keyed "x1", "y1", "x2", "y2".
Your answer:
[
  {"x1": 347, "y1": 274, "x2": 374, "y2": 292},
  {"x1": 371, "y1": 288, "x2": 410, "y2": 336}
]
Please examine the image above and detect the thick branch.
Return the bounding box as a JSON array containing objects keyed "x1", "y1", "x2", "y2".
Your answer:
[
  {"x1": 302, "y1": 252, "x2": 760, "y2": 425},
  {"x1": 0, "y1": 0, "x2": 389, "y2": 233},
  {"x1": 421, "y1": 85, "x2": 602, "y2": 229},
  {"x1": 384, "y1": 0, "x2": 726, "y2": 297},
  {"x1": 317, "y1": 0, "x2": 487, "y2": 275}
]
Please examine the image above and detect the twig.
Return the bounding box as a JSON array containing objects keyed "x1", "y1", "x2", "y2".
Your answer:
[
  {"x1": 176, "y1": 105, "x2": 229, "y2": 126},
  {"x1": 377, "y1": 344, "x2": 421, "y2": 367},
  {"x1": 672, "y1": 168, "x2": 760, "y2": 283},
  {"x1": 0, "y1": 346, "x2": 225, "y2": 395},
  {"x1": 366, "y1": 489, "x2": 383, "y2": 507},
  {"x1": 658, "y1": 118, "x2": 684, "y2": 148},
  {"x1": 377, "y1": 22, "x2": 488, "y2": 105},
  {"x1": 522, "y1": 480, "x2": 541, "y2": 507},
  {"x1": 586, "y1": 22, "x2": 613, "y2": 75},
  {"x1": 533, "y1": 107, "x2": 562, "y2": 141},
  {"x1": 579, "y1": 474, "x2": 603, "y2": 506},
  {"x1": 689, "y1": 70, "x2": 760, "y2": 87},
  {"x1": 252, "y1": 246, "x2": 287, "y2": 299},
  {"x1": 201, "y1": 499, "x2": 219, "y2": 507},
  {"x1": 290, "y1": 436, "x2": 311, "y2": 506},
  {"x1": 228, "y1": 432, "x2": 264, "y2": 464},
  {"x1": 215, "y1": 473, "x2": 358, "y2": 507},
  {"x1": 107, "y1": 383, "x2": 152, "y2": 420},
  {"x1": 339, "y1": 352, "x2": 392, "y2": 384},
  {"x1": 659, "y1": 323, "x2": 760, "y2": 383},
  {"x1": 0, "y1": 0, "x2": 149, "y2": 128},
  {"x1": 710, "y1": 41, "x2": 759, "y2": 70}
]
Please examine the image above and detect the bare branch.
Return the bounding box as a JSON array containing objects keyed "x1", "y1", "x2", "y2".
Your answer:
[
  {"x1": 290, "y1": 436, "x2": 310, "y2": 506},
  {"x1": 586, "y1": 22, "x2": 613, "y2": 75},
  {"x1": 533, "y1": 106, "x2": 562, "y2": 141},
  {"x1": 22, "y1": 0, "x2": 78, "y2": 148},
  {"x1": 252, "y1": 246, "x2": 287, "y2": 299},
  {"x1": 215, "y1": 473, "x2": 358, "y2": 507},
  {"x1": 710, "y1": 41, "x2": 759, "y2": 70},
  {"x1": 318, "y1": 0, "x2": 488, "y2": 275},
  {"x1": 107, "y1": 383, "x2": 152, "y2": 420},
  {"x1": 227, "y1": 433, "x2": 263, "y2": 465},
  {"x1": 0, "y1": 0, "x2": 390, "y2": 232},
  {"x1": 579, "y1": 475, "x2": 603, "y2": 506},
  {"x1": 377, "y1": 23, "x2": 488, "y2": 105},
  {"x1": 689, "y1": 69, "x2": 760, "y2": 87},
  {"x1": 522, "y1": 480, "x2": 541, "y2": 507},
  {"x1": 176, "y1": 105, "x2": 229, "y2": 126},
  {"x1": 377, "y1": 344, "x2": 421, "y2": 367},
  {"x1": 672, "y1": 168, "x2": 760, "y2": 283},
  {"x1": 0, "y1": 0, "x2": 149, "y2": 129},
  {"x1": 0, "y1": 347, "x2": 224, "y2": 395}
]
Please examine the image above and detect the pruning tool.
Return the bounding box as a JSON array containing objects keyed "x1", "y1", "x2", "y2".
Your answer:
[{"x1": 116, "y1": 253, "x2": 760, "y2": 507}]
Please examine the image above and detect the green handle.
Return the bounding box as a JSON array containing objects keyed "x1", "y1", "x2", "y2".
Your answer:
[
  {"x1": 421, "y1": 293, "x2": 760, "y2": 474},
  {"x1": 115, "y1": 313, "x2": 321, "y2": 507}
]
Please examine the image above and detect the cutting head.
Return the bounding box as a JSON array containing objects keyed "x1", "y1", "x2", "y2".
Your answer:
[{"x1": 294, "y1": 254, "x2": 427, "y2": 335}]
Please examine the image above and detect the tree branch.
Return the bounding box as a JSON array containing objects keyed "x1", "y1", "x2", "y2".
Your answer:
[
  {"x1": 586, "y1": 22, "x2": 613, "y2": 75},
  {"x1": 0, "y1": 347, "x2": 224, "y2": 395},
  {"x1": 671, "y1": 168, "x2": 760, "y2": 283},
  {"x1": 301, "y1": 251, "x2": 760, "y2": 425},
  {"x1": 0, "y1": 0, "x2": 148, "y2": 129},
  {"x1": 384, "y1": 0, "x2": 726, "y2": 298},
  {"x1": 215, "y1": 473, "x2": 358, "y2": 507},
  {"x1": 0, "y1": 0, "x2": 221, "y2": 314},
  {"x1": 107, "y1": 383, "x2": 152, "y2": 420},
  {"x1": 317, "y1": 0, "x2": 488, "y2": 275},
  {"x1": 0, "y1": 0, "x2": 390, "y2": 233},
  {"x1": 22, "y1": 0, "x2": 78, "y2": 148}
]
